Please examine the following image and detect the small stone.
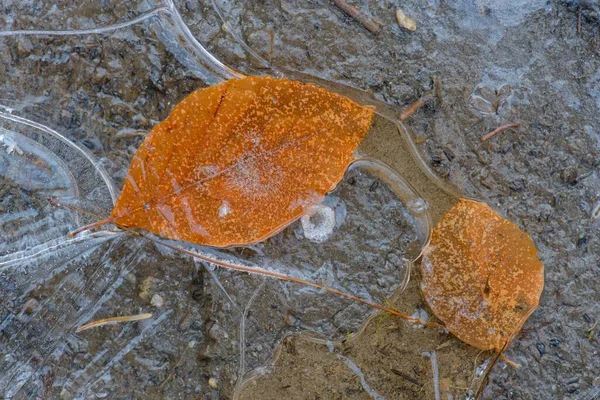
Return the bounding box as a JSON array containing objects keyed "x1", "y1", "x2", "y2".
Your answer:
[
  {"x1": 138, "y1": 276, "x2": 155, "y2": 301},
  {"x1": 560, "y1": 167, "x2": 579, "y2": 185},
  {"x1": 198, "y1": 342, "x2": 217, "y2": 360},
  {"x1": 576, "y1": 236, "x2": 588, "y2": 248},
  {"x1": 17, "y1": 37, "x2": 34, "y2": 57},
  {"x1": 92, "y1": 67, "x2": 107, "y2": 84},
  {"x1": 536, "y1": 342, "x2": 546, "y2": 357},
  {"x1": 125, "y1": 273, "x2": 136, "y2": 285},
  {"x1": 301, "y1": 205, "x2": 336, "y2": 243},
  {"x1": 208, "y1": 377, "x2": 218, "y2": 390},
  {"x1": 178, "y1": 312, "x2": 192, "y2": 331},
  {"x1": 208, "y1": 323, "x2": 228, "y2": 341},
  {"x1": 150, "y1": 294, "x2": 165, "y2": 308},
  {"x1": 395, "y1": 8, "x2": 417, "y2": 31}
]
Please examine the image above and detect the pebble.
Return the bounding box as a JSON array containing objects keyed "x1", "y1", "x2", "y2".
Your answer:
[
  {"x1": 395, "y1": 8, "x2": 417, "y2": 31},
  {"x1": 178, "y1": 312, "x2": 192, "y2": 331},
  {"x1": 150, "y1": 294, "x2": 165, "y2": 308},
  {"x1": 92, "y1": 67, "x2": 107, "y2": 84},
  {"x1": 536, "y1": 342, "x2": 546, "y2": 357},
  {"x1": 560, "y1": 167, "x2": 579, "y2": 185},
  {"x1": 208, "y1": 323, "x2": 228, "y2": 341},
  {"x1": 208, "y1": 377, "x2": 218, "y2": 390}
]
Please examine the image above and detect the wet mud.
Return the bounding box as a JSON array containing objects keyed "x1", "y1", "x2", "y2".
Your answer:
[{"x1": 0, "y1": 0, "x2": 599, "y2": 399}]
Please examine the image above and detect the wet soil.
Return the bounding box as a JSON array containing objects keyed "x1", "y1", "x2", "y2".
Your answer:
[{"x1": 0, "y1": 0, "x2": 599, "y2": 399}]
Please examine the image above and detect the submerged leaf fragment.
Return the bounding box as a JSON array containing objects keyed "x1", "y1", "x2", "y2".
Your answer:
[
  {"x1": 420, "y1": 199, "x2": 544, "y2": 351},
  {"x1": 108, "y1": 76, "x2": 375, "y2": 247}
]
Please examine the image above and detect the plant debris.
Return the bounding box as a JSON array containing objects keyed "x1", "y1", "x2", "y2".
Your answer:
[
  {"x1": 481, "y1": 123, "x2": 521, "y2": 142},
  {"x1": 399, "y1": 92, "x2": 432, "y2": 121},
  {"x1": 71, "y1": 76, "x2": 375, "y2": 247},
  {"x1": 75, "y1": 313, "x2": 153, "y2": 333},
  {"x1": 332, "y1": 0, "x2": 383, "y2": 34},
  {"x1": 420, "y1": 199, "x2": 544, "y2": 352},
  {"x1": 395, "y1": 8, "x2": 417, "y2": 32}
]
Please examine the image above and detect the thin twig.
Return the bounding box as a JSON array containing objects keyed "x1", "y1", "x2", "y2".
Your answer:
[
  {"x1": 135, "y1": 230, "x2": 437, "y2": 328},
  {"x1": 76, "y1": 313, "x2": 153, "y2": 332},
  {"x1": 519, "y1": 320, "x2": 552, "y2": 334},
  {"x1": 49, "y1": 197, "x2": 109, "y2": 220},
  {"x1": 390, "y1": 368, "x2": 421, "y2": 386},
  {"x1": 332, "y1": 0, "x2": 382, "y2": 34},
  {"x1": 399, "y1": 93, "x2": 432, "y2": 122},
  {"x1": 481, "y1": 123, "x2": 520, "y2": 142},
  {"x1": 68, "y1": 217, "x2": 113, "y2": 237},
  {"x1": 500, "y1": 353, "x2": 520, "y2": 369}
]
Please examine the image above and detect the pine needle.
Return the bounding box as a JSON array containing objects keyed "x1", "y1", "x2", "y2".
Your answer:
[{"x1": 76, "y1": 313, "x2": 153, "y2": 332}]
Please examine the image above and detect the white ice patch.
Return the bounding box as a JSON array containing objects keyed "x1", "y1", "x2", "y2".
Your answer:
[
  {"x1": 407, "y1": 198, "x2": 428, "y2": 214},
  {"x1": 301, "y1": 204, "x2": 336, "y2": 243},
  {"x1": 337, "y1": 354, "x2": 386, "y2": 400},
  {"x1": 218, "y1": 201, "x2": 231, "y2": 218},
  {"x1": 409, "y1": 308, "x2": 429, "y2": 328},
  {"x1": 422, "y1": 351, "x2": 440, "y2": 400},
  {"x1": 0, "y1": 134, "x2": 23, "y2": 155}
]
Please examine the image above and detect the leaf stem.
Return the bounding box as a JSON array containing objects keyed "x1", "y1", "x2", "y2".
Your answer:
[{"x1": 68, "y1": 217, "x2": 113, "y2": 237}]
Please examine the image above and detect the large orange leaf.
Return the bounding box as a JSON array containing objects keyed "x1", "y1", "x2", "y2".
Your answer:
[
  {"x1": 108, "y1": 76, "x2": 375, "y2": 247},
  {"x1": 420, "y1": 199, "x2": 544, "y2": 351}
]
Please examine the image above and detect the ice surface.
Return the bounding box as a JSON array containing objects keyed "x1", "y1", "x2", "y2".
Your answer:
[{"x1": 0, "y1": 1, "x2": 424, "y2": 397}]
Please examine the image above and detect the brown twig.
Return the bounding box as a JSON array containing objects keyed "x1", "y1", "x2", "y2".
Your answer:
[
  {"x1": 390, "y1": 368, "x2": 421, "y2": 386},
  {"x1": 76, "y1": 313, "x2": 153, "y2": 332},
  {"x1": 399, "y1": 93, "x2": 432, "y2": 122},
  {"x1": 135, "y1": 230, "x2": 439, "y2": 328},
  {"x1": 67, "y1": 217, "x2": 113, "y2": 237},
  {"x1": 500, "y1": 353, "x2": 520, "y2": 369},
  {"x1": 481, "y1": 123, "x2": 520, "y2": 142},
  {"x1": 332, "y1": 0, "x2": 382, "y2": 34}
]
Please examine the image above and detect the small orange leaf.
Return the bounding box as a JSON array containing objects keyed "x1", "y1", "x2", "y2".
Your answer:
[
  {"x1": 108, "y1": 76, "x2": 375, "y2": 247},
  {"x1": 420, "y1": 199, "x2": 544, "y2": 351}
]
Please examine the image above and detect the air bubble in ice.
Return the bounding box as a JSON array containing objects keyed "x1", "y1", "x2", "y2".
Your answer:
[
  {"x1": 300, "y1": 204, "x2": 336, "y2": 243},
  {"x1": 408, "y1": 198, "x2": 428, "y2": 214}
]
